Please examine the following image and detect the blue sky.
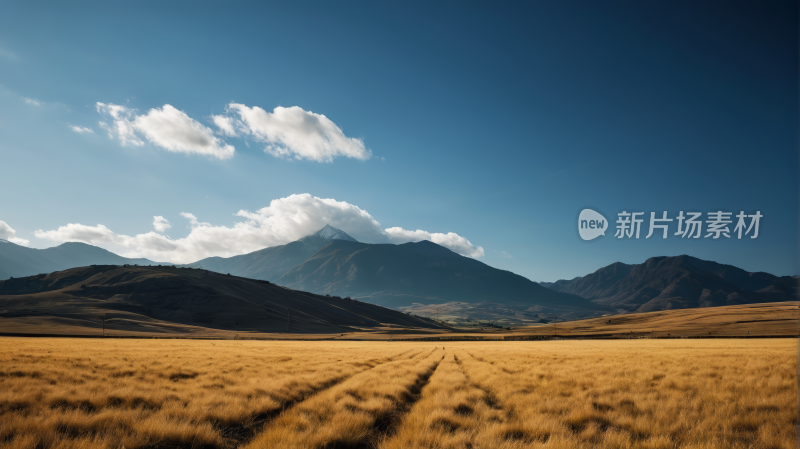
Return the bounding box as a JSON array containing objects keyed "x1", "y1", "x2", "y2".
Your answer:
[{"x1": 0, "y1": 1, "x2": 797, "y2": 281}]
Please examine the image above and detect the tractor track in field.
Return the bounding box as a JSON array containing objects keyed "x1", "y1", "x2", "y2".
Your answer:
[
  {"x1": 455, "y1": 352, "x2": 505, "y2": 412},
  {"x1": 339, "y1": 352, "x2": 445, "y2": 449},
  {"x1": 221, "y1": 349, "x2": 421, "y2": 447}
]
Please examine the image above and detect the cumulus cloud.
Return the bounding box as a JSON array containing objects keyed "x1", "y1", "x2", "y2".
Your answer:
[
  {"x1": 96, "y1": 103, "x2": 143, "y2": 146},
  {"x1": 95, "y1": 101, "x2": 370, "y2": 162},
  {"x1": 33, "y1": 194, "x2": 483, "y2": 263},
  {"x1": 70, "y1": 125, "x2": 94, "y2": 134},
  {"x1": 225, "y1": 103, "x2": 371, "y2": 162},
  {"x1": 0, "y1": 220, "x2": 30, "y2": 246},
  {"x1": 96, "y1": 103, "x2": 234, "y2": 159},
  {"x1": 23, "y1": 97, "x2": 40, "y2": 106},
  {"x1": 211, "y1": 115, "x2": 238, "y2": 137},
  {"x1": 35, "y1": 223, "x2": 117, "y2": 245},
  {"x1": 384, "y1": 228, "x2": 485, "y2": 258},
  {"x1": 153, "y1": 216, "x2": 172, "y2": 233}
]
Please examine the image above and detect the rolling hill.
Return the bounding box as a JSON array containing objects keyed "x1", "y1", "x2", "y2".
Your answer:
[
  {"x1": 0, "y1": 239, "x2": 155, "y2": 280},
  {"x1": 541, "y1": 255, "x2": 798, "y2": 313},
  {"x1": 508, "y1": 301, "x2": 799, "y2": 338},
  {"x1": 0, "y1": 265, "x2": 448, "y2": 335}
]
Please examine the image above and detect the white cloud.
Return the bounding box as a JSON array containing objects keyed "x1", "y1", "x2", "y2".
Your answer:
[
  {"x1": 96, "y1": 103, "x2": 234, "y2": 159},
  {"x1": 70, "y1": 125, "x2": 94, "y2": 134},
  {"x1": 226, "y1": 103, "x2": 371, "y2": 162},
  {"x1": 501, "y1": 251, "x2": 513, "y2": 259},
  {"x1": 98, "y1": 121, "x2": 114, "y2": 139},
  {"x1": 384, "y1": 228, "x2": 485, "y2": 258},
  {"x1": 153, "y1": 216, "x2": 172, "y2": 233},
  {"x1": 96, "y1": 103, "x2": 143, "y2": 147},
  {"x1": 33, "y1": 194, "x2": 483, "y2": 263},
  {"x1": 23, "y1": 97, "x2": 40, "y2": 106},
  {"x1": 211, "y1": 114, "x2": 239, "y2": 137},
  {"x1": 35, "y1": 223, "x2": 117, "y2": 245},
  {"x1": 0, "y1": 220, "x2": 30, "y2": 246}
]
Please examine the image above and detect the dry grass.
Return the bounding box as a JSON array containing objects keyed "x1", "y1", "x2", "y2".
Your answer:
[
  {"x1": 0, "y1": 338, "x2": 795, "y2": 449},
  {"x1": 516, "y1": 301, "x2": 800, "y2": 338},
  {"x1": 0, "y1": 339, "x2": 411, "y2": 448}
]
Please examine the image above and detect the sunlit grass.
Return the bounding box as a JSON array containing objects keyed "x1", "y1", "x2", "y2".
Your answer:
[{"x1": 0, "y1": 338, "x2": 794, "y2": 448}]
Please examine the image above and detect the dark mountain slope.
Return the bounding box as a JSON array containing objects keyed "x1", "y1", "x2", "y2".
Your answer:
[
  {"x1": 681, "y1": 256, "x2": 797, "y2": 293},
  {"x1": 0, "y1": 265, "x2": 448, "y2": 334},
  {"x1": 542, "y1": 262, "x2": 633, "y2": 300},
  {"x1": 0, "y1": 240, "x2": 155, "y2": 280},
  {"x1": 542, "y1": 255, "x2": 797, "y2": 313},
  {"x1": 277, "y1": 239, "x2": 601, "y2": 311},
  {"x1": 184, "y1": 225, "x2": 357, "y2": 281}
]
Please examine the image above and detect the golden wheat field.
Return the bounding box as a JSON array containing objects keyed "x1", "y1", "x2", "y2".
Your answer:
[{"x1": 0, "y1": 338, "x2": 795, "y2": 449}]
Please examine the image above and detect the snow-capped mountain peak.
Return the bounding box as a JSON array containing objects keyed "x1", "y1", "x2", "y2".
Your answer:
[{"x1": 312, "y1": 224, "x2": 358, "y2": 242}]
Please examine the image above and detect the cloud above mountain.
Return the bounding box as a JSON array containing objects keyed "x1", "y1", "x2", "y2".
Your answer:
[
  {"x1": 0, "y1": 220, "x2": 30, "y2": 246},
  {"x1": 33, "y1": 194, "x2": 483, "y2": 263},
  {"x1": 384, "y1": 228, "x2": 484, "y2": 258},
  {"x1": 97, "y1": 103, "x2": 235, "y2": 159},
  {"x1": 152, "y1": 216, "x2": 172, "y2": 233}
]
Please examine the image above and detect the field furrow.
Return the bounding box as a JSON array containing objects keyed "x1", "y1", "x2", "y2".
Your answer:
[
  {"x1": 222, "y1": 350, "x2": 417, "y2": 444},
  {"x1": 457, "y1": 342, "x2": 797, "y2": 448},
  {"x1": 378, "y1": 350, "x2": 511, "y2": 449},
  {"x1": 0, "y1": 339, "x2": 794, "y2": 449},
  {"x1": 242, "y1": 347, "x2": 444, "y2": 449},
  {"x1": 0, "y1": 340, "x2": 417, "y2": 449}
]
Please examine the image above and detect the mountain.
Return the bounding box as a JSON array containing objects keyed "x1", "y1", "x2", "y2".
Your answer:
[
  {"x1": 275, "y1": 239, "x2": 601, "y2": 311},
  {"x1": 0, "y1": 265, "x2": 448, "y2": 335},
  {"x1": 0, "y1": 239, "x2": 156, "y2": 280},
  {"x1": 183, "y1": 225, "x2": 358, "y2": 280},
  {"x1": 314, "y1": 224, "x2": 357, "y2": 242},
  {"x1": 541, "y1": 255, "x2": 798, "y2": 313},
  {"x1": 187, "y1": 226, "x2": 601, "y2": 316}
]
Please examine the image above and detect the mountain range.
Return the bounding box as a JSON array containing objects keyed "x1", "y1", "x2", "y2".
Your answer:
[
  {"x1": 0, "y1": 239, "x2": 154, "y2": 280},
  {"x1": 540, "y1": 255, "x2": 797, "y2": 313},
  {"x1": 1, "y1": 226, "x2": 795, "y2": 322},
  {"x1": 185, "y1": 225, "x2": 599, "y2": 314}
]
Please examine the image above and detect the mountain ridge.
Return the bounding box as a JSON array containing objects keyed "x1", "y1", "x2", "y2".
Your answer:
[
  {"x1": 2, "y1": 230, "x2": 794, "y2": 320},
  {"x1": 0, "y1": 240, "x2": 156, "y2": 280},
  {"x1": 541, "y1": 255, "x2": 797, "y2": 313},
  {"x1": 183, "y1": 225, "x2": 357, "y2": 280}
]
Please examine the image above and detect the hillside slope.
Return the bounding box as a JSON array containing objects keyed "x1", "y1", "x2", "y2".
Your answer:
[
  {"x1": 0, "y1": 265, "x2": 448, "y2": 334},
  {"x1": 512, "y1": 301, "x2": 799, "y2": 338}
]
